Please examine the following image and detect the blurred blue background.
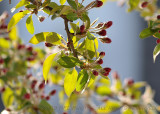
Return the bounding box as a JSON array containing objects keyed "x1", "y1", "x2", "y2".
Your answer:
[{"x1": 0, "y1": 0, "x2": 160, "y2": 113}]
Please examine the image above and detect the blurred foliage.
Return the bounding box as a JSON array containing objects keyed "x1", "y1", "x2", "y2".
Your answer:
[{"x1": 0, "y1": 0, "x2": 160, "y2": 114}]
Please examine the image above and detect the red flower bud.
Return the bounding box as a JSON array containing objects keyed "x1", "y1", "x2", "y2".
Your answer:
[
  {"x1": 39, "y1": 83, "x2": 45, "y2": 89},
  {"x1": 50, "y1": 90, "x2": 56, "y2": 96},
  {"x1": 103, "y1": 72, "x2": 109, "y2": 76},
  {"x1": 38, "y1": 16, "x2": 45, "y2": 22},
  {"x1": 105, "y1": 21, "x2": 113, "y2": 29},
  {"x1": 0, "y1": 87, "x2": 5, "y2": 93},
  {"x1": 97, "y1": 59, "x2": 103, "y2": 64},
  {"x1": 0, "y1": 24, "x2": 7, "y2": 29},
  {"x1": 98, "y1": 29, "x2": 107, "y2": 36},
  {"x1": 0, "y1": 58, "x2": 4, "y2": 64},
  {"x1": 24, "y1": 93, "x2": 31, "y2": 99},
  {"x1": 126, "y1": 79, "x2": 134, "y2": 86},
  {"x1": 99, "y1": 52, "x2": 105, "y2": 58},
  {"x1": 100, "y1": 37, "x2": 112, "y2": 43},
  {"x1": 104, "y1": 67, "x2": 111, "y2": 72},
  {"x1": 96, "y1": 0, "x2": 103, "y2": 7},
  {"x1": 26, "y1": 46, "x2": 33, "y2": 52},
  {"x1": 141, "y1": 2, "x2": 148, "y2": 8},
  {"x1": 45, "y1": 96, "x2": 50, "y2": 100},
  {"x1": 156, "y1": 39, "x2": 160, "y2": 44},
  {"x1": 17, "y1": 44, "x2": 25, "y2": 50},
  {"x1": 19, "y1": 10, "x2": 24, "y2": 12},
  {"x1": 157, "y1": 15, "x2": 160, "y2": 20},
  {"x1": 27, "y1": 57, "x2": 35, "y2": 61},
  {"x1": 92, "y1": 70, "x2": 99, "y2": 76},
  {"x1": 80, "y1": 25, "x2": 85, "y2": 33},
  {"x1": 45, "y1": 42, "x2": 53, "y2": 47},
  {"x1": 2, "y1": 68, "x2": 7, "y2": 74}
]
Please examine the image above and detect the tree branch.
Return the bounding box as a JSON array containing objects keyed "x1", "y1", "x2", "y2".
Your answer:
[{"x1": 64, "y1": 18, "x2": 78, "y2": 58}]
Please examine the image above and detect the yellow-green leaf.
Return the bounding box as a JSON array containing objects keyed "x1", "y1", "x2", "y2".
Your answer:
[
  {"x1": 153, "y1": 44, "x2": 160, "y2": 62},
  {"x1": 64, "y1": 68, "x2": 78, "y2": 97},
  {"x1": 121, "y1": 106, "x2": 134, "y2": 114},
  {"x1": 38, "y1": 100, "x2": 54, "y2": 114},
  {"x1": 11, "y1": 0, "x2": 29, "y2": 12},
  {"x1": 76, "y1": 69, "x2": 89, "y2": 92},
  {"x1": 9, "y1": 26, "x2": 18, "y2": 40},
  {"x1": 96, "y1": 86, "x2": 112, "y2": 96},
  {"x1": 97, "y1": 100, "x2": 121, "y2": 113},
  {"x1": 43, "y1": 53, "x2": 57, "y2": 81},
  {"x1": 26, "y1": 15, "x2": 34, "y2": 34},
  {"x1": 0, "y1": 38, "x2": 10, "y2": 48},
  {"x1": 60, "y1": 0, "x2": 66, "y2": 5},
  {"x1": 29, "y1": 32, "x2": 62, "y2": 45},
  {"x1": 2, "y1": 87, "x2": 14, "y2": 107},
  {"x1": 8, "y1": 10, "x2": 30, "y2": 30}
]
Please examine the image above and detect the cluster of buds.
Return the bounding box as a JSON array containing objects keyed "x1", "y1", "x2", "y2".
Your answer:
[
  {"x1": 17, "y1": 44, "x2": 38, "y2": 62},
  {"x1": 92, "y1": 21, "x2": 113, "y2": 43},
  {"x1": 90, "y1": 52, "x2": 112, "y2": 77},
  {"x1": 0, "y1": 57, "x2": 8, "y2": 75},
  {"x1": 24, "y1": 74, "x2": 57, "y2": 101}
]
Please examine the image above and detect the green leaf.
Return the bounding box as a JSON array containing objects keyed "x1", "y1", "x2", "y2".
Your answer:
[
  {"x1": 43, "y1": 53, "x2": 57, "y2": 81},
  {"x1": 85, "y1": 38, "x2": 98, "y2": 59},
  {"x1": 88, "y1": 73, "x2": 96, "y2": 87},
  {"x1": 96, "y1": 86, "x2": 112, "y2": 96},
  {"x1": 26, "y1": 15, "x2": 34, "y2": 34},
  {"x1": 153, "y1": 32, "x2": 160, "y2": 39},
  {"x1": 133, "y1": 82, "x2": 146, "y2": 89},
  {"x1": 153, "y1": 44, "x2": 160, "y2": 62},
  {"x1": 15, "y1": 0, "x2": 28, "y2": 9},
  {"x1": 121, "y1": 106, "x2": 133, "y2": 114},
  {"x1": 70, "y1": 22, "x2": 80, "y2": 33},
  {"x1": 87, "y1": 31, "x2": 95, "y2": 40},
  {"x1": 64, "y1": 68, "x2": 78, "y2": 97},
  {"x1": 81, "y1": 14, "x2": 90, "y2": 29},
  {"x1": 76, "y1": 69, "x2": 89, "y2": 92},
  {"x1": 128, "y1": 0, "x2": 140, "y2": 12},
  {"x1": 38, "y1": 100, "x2": 54, "y2": 114},
  {"x1": 60, "y1": 0, "x2": 66, "y2": 5},
  {"x1": 8, "y1": 10, "x2": 30, "y2": 30},
  {"x1": 97, "y1": 100, "x2": 121, "y2": 113},
  {"x1": 2, "y1": 87, "x2": 14, "y2": 107},
  {"x1": 67, "y1": 0, "x2": 77, "y2": 10},
  {"x1": 139, "y1": 28, "x2": 156, "y2": 39},
  {"x1": 0, "y1": 72, "x2": 18, "y2": 82},
  {"x1": 57, "y1": 56, "x2": 81, "y2": 68},
  {"x1": 29, "y1": 32, "x2": 62, "y2": 45},
  {"x1": 60, "y1": 5, "x2": 72, "y2": 15},
  {"x1": 66, "y1": 13, "x2": 78, "y2": 21},
  {"x1": 42, "y1": 0, "x2": 51, "y2": 7},
  {"x1": 46, "y1": 32, "x2": 62, "y2": 45},
  {"x1": 29, "y1": 32, "x2": 49, "y2": 44}
]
